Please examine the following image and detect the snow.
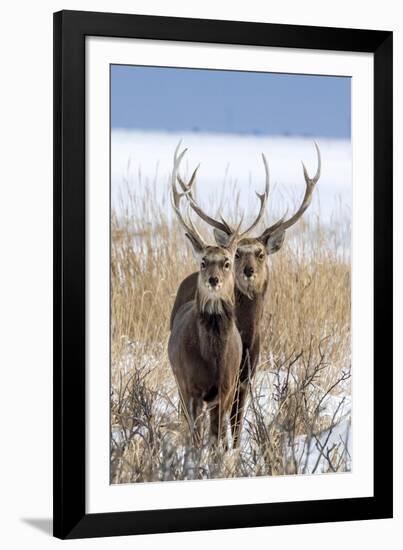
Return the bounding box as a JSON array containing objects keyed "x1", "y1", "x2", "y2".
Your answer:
[
  {"x1": 112, "y1": 129, "x2": 351, "y2": 224},
  {"x1": 112, "y1": 343, "x2": 351, "y2": 478},
  {"x1": 241, "y1": 369, "x2": 351, "y2": 474}
]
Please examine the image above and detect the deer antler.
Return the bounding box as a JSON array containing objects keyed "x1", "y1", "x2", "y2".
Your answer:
[
  {"x1": 259, "y1": 142, "x2": 321, "y2": 241},
  {"x1": 176, "y1": 166, "x2": 199, "y2": 203},
  {"x1": 177, "y1": 154, "x2": 270, "y2": 239},
  {"x1": 239, "y1": 153, "x2": 270, "y2": 237},
  {"x1": 170, "y1": 142, "x2": 207, "y2": 250},
  {"x1": 177, "y1": 168, "x2": 233, "y2": 235}
]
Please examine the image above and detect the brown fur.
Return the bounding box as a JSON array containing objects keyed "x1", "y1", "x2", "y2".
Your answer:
[
  {"x1": 168, "y1": 247, "x2": 242, "y2": 446},
  {"x1": 170, "y1": 237, "x2": 273, "y2": 447}
]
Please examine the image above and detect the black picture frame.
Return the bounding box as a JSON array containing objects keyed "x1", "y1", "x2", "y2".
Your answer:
[{"x1": 53, "y1": 9, "x2": 393, "y2": 540}]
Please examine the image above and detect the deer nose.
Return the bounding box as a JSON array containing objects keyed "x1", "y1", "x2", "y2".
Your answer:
[
  {"x1": 208, "y1": 276, "x2": 219, "y2": 287},
  {"x1": 244, "y1": 266, "x2": 254, "y2": 278}
]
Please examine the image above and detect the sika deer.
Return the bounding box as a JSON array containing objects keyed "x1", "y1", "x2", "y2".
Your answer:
[
  {"x1": 170, "y1": 143, "x2": 321, "y2": 447},
  {"x1": 168, "y1": 145, "x2": 243, "y2": 446}
]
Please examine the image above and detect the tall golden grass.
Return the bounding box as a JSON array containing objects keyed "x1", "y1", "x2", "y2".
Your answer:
[{"x1": 111, "y1": 174, "x2": 351, "y2": 484}]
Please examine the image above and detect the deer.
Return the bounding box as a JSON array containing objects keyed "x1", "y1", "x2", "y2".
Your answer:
[
  {"x1": 170, "y1": 143, "x2": 321, "y2": 448},
  {"x1": 168, "y1": 144, "x2": 243, "y2": 447}
]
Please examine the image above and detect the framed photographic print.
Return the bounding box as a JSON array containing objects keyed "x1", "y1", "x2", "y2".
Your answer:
[{"x1": 53, "y1": 10, "x2": 393, "y2": 539}]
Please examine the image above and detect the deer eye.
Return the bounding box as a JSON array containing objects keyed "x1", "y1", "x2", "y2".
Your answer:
[
  {"x1": 201, "y1": 260, "x2": 206, "y2": 270},
  {"x1": 235, "y1": 252, "x2": 240, "y2": 260},
  {"x1": 258, "y1": 251, "x2": 265, "y2": 261},
  {"x1": 224, "y1": 260, "x2": 231, "y2": 270}
]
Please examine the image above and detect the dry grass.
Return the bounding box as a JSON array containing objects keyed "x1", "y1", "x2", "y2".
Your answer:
[{"x1": 110, "y1": 174, "x2": 351, "y2": 484}]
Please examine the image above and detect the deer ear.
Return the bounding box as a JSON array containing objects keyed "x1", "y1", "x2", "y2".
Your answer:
[
  {"x1": 185, "y1": 232, "x2": 204, "y2": 258},
  {"x1": 213, "y1": 228, "x2": 230, "y2": 247},
  {"x1": 260, "y1": 230, "x2": 285, "y2": 255}
]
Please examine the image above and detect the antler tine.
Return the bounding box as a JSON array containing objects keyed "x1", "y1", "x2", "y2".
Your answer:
[
  {"x1": 305, "y1": 140, "x2": 321, "y2": 184},
  {"x1": 185, "y1": 203, "x2": 207, "y2": 246},
  {"x1": 264, "y1": 142, "x2": 321, "y2": 235},
  {"x1": 177, "y1": 164, "x2": 200, "y2": 202},
  {"x1": 187, "y1": 198, "x2": 234, "y2": 235},
  {"x1": 239, "y1": 153, "x2": 270, "y2": 238},
  {"x1": 170, "y1": 185, "x2": 192, "y2": 238},
  {"x1": 177, "y1": 164, "x2": 234, "y2": 235},
  {"x1": 226, "y1": 213, "x2": 245, "y2": 250},
  {"x1": 170, "y1": 142, "x2": 206, "y2": 248},
  {"x1": 171, "y1": 141, "x2": 186, "y2": 199}
]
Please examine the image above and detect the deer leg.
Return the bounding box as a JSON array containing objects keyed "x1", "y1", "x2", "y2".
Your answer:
[
  {"x1": 188, "y1": 397, "x2": 203, "y2": 446},
  {"x1": 231, "y1": 346, "x2": 258, "y2": 448},
  {"x1": 209, "y1": 404, "x2": 227, "y2": 449},
  {"x1": 230, "y1": 381, "x2": 249, "y2": 449}
]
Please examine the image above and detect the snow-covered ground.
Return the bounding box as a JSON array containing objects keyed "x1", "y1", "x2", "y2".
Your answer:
[
  {"x1": 245, "y1": 369, "x2": 351, "y2": 475},
  {"x1": 111, "y1": 342, "x2": 351, "y2": 478},
  {"x1": 112, "y1": 129, "x2": 351, "y2": 224}
]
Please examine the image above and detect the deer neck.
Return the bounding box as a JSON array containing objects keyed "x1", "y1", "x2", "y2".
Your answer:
[
  {"x1": 195, "y1": 290, "x2": 235, "y2": 360},
  {"x1": 196, "y1": 290, "x2": 234, "y2": 330},
  {"x1": 235, "y1": 276, "x2": 268, "y2": 346}
]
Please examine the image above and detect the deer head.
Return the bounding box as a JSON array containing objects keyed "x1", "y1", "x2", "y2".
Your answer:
[{"x1": 171, "y1": 143, "x2": 242, "y2": 314}]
